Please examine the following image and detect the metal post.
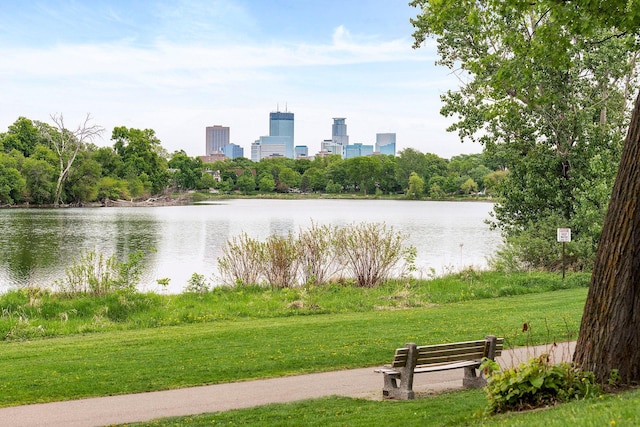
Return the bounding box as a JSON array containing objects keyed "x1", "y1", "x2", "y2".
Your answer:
[{"x1": 562, "y1": 241, "x2": 566, "y2": 280}]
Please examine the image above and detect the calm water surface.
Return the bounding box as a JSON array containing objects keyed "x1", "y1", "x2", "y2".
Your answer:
[{"x1": 0, "y1": 199, "x2": 502, "y2": 293}]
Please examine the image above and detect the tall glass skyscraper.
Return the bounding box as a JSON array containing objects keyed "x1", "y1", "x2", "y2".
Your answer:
[
  {"x1": 252, "y1": 110, "x2": 295, "y2": 161},
  {"x1": 268, "y1": 111, "x2": 294, "y2": 158},
  {"x1": 332, "y1": 118, "x2": 349, "y2": 146}
]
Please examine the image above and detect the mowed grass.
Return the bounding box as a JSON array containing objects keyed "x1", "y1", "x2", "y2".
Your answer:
[
  {"x1": 127, "y1": 388, "x2": 640, "y2": 427},
  {"x1": 0, "y1": 288, "x2": 587, "y2": 407}
]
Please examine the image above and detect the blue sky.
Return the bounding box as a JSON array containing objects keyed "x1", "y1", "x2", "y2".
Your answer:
[{"x1": 0, "y1": 0, "x2": 479, "y2": 158}]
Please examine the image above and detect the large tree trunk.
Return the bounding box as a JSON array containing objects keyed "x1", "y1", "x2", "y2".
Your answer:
[{"x1": 573, "y1": 91, "x2": 640, "y2": 384}]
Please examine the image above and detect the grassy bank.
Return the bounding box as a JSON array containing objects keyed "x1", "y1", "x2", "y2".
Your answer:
[
  {"x1": 0, "y1": 286, "x2": 587, "y2": 407},
  {"x1": 0, "y1": 271, "x2": 589, "y2": 341}
]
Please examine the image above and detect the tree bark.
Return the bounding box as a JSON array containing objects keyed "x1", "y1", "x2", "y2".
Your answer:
[{"x1": 573, "y1": 90, "x2": 640, "y2": 384}]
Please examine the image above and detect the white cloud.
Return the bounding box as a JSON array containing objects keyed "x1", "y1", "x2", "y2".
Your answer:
[{"x1": 0, "y1": 13, "x2": 478, "y2": 159}]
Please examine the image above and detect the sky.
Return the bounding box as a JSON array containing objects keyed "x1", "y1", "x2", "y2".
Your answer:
[{"x1": 0, "y1": 0, "x2": 480, "y2": 159}]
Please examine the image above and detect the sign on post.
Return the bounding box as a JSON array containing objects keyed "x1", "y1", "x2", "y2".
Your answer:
[
  {"x1": 557, "y1": 228, "x2": 571, "y2": 280},
  {"x1": 557, "y1": 228, "x2": 571, "y2": 242}
]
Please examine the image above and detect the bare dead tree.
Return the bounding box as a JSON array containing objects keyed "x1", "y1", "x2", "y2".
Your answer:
[{"x1": 43, "y1": 113, "x2": 104, "y2": 206}]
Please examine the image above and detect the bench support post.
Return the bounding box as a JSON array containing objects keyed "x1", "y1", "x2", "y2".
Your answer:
[
  {"x1": 462, "y1": 335, "x2": 497, "y2": 388},
  {"x1": 382, "y1": 342, "x2": 417, "y2": 400}
]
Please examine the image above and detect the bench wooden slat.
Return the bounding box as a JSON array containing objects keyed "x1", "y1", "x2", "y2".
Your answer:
[
  {"x1": 414, "y1": 360, "x2": 479, "y2": 373},
  {"x1": 416, "y1": 351, "x2": 486, "y2": 365},
  {"x1": 417, "y1": 340, "x2": 488, "y2": 352}
]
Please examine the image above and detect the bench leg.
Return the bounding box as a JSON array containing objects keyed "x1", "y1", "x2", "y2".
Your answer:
[
  {"x1": 382, "y1": 373, "x2": 415, "y2": 400},
  {"x1": 462, "y1": 366, "x2": 486, "y2": 388},
  {"x1": 382, "y1": 343, "x2": 417, "y2": 400}
]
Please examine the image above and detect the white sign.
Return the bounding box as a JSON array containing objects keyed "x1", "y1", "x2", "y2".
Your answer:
[{"x1": 557, "y1": 228, "x2": 571, "y2": 242}]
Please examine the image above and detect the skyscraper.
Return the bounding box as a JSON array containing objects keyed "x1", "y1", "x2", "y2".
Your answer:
[
  {"x1": 332, "y1": 118, "x2": 349, "y2": 146},
  {"x1": 205, "y1": 125, "x2": 230, "y2": 155},
  {"x1": 252, "y1": 110, "x2": 295, "y2": 161},
  {"x1": 270, "y1": 111, "x2": 294, "y2": 141}
]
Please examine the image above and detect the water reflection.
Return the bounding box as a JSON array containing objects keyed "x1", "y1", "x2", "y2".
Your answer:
[{"x1": 0, "y1": 200, "x2": 502, "y2": 293}]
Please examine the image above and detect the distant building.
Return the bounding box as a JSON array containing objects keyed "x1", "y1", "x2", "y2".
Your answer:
[
  {"x1": 295, "y1": 145, "x2": 308, "y2": 158},
  {"x1": 252, "y1": 110, "x2": 295, "y2": 161},
  {"x1": 222, "y1": 143, "x2": 243, "y2": 159},
  {"x1": 199, "y1": 153, "x2": 227, "y2": 163},
  {"x1": 332, "y1": 118, "x2": 349, "y2": 146},
  {"x1": 376, "y1": 133, "x2": 396, "y2": 156},
  {"x1": 205, "y1": 125, "x2": 230, "y2": 155},
  {"x1": 344, "y1": 143, "x2": 374, "y2": 159},
  {"x1": 251, "y1": 136, "x2": 290, "y2": 161}
]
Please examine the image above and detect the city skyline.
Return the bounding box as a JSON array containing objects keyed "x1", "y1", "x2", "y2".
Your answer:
[{"x1": 0, "y1": 1, "x2": 481, "y2": 159}]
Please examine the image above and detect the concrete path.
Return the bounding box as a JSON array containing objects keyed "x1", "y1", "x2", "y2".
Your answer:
[{"x1": 0, "y1": 342, "x2": 575, "y2": 427}]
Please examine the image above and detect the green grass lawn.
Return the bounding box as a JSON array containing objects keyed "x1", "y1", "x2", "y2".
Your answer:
[
  {"x1": 125, "y1": 388, "x2": 640, "y2": 427},
  {"x1": 0, "y1": 287, "x2": 586, "y2": 407}
]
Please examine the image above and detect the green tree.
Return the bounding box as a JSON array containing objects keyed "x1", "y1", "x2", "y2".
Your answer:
[
  {"x1": 258, "y1": 174, "x2": 276, "y2": 192},
  {"x1": 22, "y1": 157, "x2": 55, "y2": 204},
  {"x1": 93, "y1": 146, "x2": 123, "y2": 178},
  {"x1": 411, "y1": 0, "x2": 637, "y2": 269},
  {"x1": 65, "y1": 153, "x2": 102, "y2": 203},
  {"x1": 302, "y1": 167, "x2": 326, "y2": 192},
  {"x1": 483, "y1": 170, "x2": 508, "y2": 196},
  {"x1": 345, "y1": 156, "x2": 381, "y2": 195},
  {"x1": 324, "y1": 158, "x2": 347, "y2": 190},
  {"x1": 376, "y1": 154, "x2": 401, "y2": 194},
  {"x1": 460, "y1": 178, "x2": 478, "y2": 195},
  {"x1": 406, "y1": 172, "x2": 425, "y2": 199},
  {"x1": 111, "y1": 126, "x2": 169, "y2": 196},
  {"x1": 396, "y1": 148, "x2": 428, "y2": 191},
  {"x1": 1, "y1": 117, "x2": 43, "y2": 157},
  {"x1": 168, "y1": 150, "x2": 203, "y2": 191},
  {"x1": 412, "y1": 0, "x2": 640, "y2": 386},
  {"x1": 0, "y1": 162, "x2": 25, "y2": 204},
  {"x1": 198, "y1": 171, "x2": 217, "y2": 190},
  {"x1": 325, "y1": 179, "x2": 342, "y2": 194},
  {"x1": 299, "y1": 174, "x2": 311, "y2": 193},
  {"x1": 236, "y1": 172, "x2": 256, "y2": 194},
  {"x1": 97, "y1": 176, "x2": 130, "y2": 201},
  {"x1": 277, "y1": 167, "x2": 301, "y2": 191}
]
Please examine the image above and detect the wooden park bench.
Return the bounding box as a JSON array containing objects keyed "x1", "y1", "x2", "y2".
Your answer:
[{"x1": 375, "y1": 335, "x2": 504, "y2": 399}]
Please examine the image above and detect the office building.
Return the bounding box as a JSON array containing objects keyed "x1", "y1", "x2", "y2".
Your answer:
[
  {"x1": 344, "y1": 143, "x2": 374, "y2": 159},
  {"x1": 205, "y1": 125, "x2": 230, "y2": 155},
  {"x1": 376, "y1": 133, "x2": 396, "y2": 156},
  {"x1": 222, "y1": 143, "x2": 244, "y2": 159},
  {"x1": 295, "y1": 145, "x2": 308, "y2": 158},
  {"x1": 332, "y1": 118, "x2": 349, "y2": 146},
  {"x1": 251, "y1": 136, "x2": 290, "y2": 161},
  {"x1": 252, "y1": 110, "x2": 295, "y2": 161}
]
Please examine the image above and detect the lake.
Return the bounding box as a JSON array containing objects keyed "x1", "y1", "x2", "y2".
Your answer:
[{"x1": 0, "y1": 199, "x2": 502, "y2": 293}]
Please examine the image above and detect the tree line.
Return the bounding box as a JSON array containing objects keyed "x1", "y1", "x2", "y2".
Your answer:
[{"x1": 0, "y1": 116, "x2": 505, "y2": 206}]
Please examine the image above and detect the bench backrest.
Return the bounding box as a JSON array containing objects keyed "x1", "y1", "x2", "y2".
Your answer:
[{"x1": 390, "y1": 337, "x2": 504, "y2": 369}]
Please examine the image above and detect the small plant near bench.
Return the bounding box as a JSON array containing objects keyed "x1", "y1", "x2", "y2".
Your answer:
[{"x1": 481, "y1": 353, "x2": 600, "y2": 413}]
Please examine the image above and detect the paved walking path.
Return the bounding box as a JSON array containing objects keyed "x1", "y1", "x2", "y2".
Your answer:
[{"x1": 0, "y1": 342, "x2": 575, "y2": 427}]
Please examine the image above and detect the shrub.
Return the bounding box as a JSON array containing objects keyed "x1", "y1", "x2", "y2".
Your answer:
[
  {"x1": 216, "y1": 222, "x2": 415, "y2": 289},
  {"x1": 483, "y1": 354, "x2": 600, "y2": 414},
  {"x1": 217, "y1": 232, "x2": 264, "y2": 286},
  {"x1": 335, "y1": 223, "x2": 415, "y2": 288},
  {"x1": 262, "y1": 233, "x2": 299, "y2": 288},
  {"x1": 184, "y1": 273, "x2": 210, "y2": 294},
  {"x1": 297, "y1": 222, "x2": 341, "y2": 285},
  {"x1": 55, "y1": 249, "x2": 145, "y2": 296}
]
